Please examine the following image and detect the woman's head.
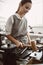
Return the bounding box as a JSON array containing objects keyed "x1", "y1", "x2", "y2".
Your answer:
[{"x1": 16, "y1": 0, "x2": 32, "y2": 15}]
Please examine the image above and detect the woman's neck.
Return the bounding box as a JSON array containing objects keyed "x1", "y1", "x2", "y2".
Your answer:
[{"x1": 17, "y1": 12, "x2": 24, "y2": 18}]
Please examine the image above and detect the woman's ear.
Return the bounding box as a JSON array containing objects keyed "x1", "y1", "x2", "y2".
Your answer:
[
  {"x1": 17, "y1": 3, "x2": 22, "y2": 11},
  {"x1": 19, "y1": 2, "x2": 22, "y2": 6},
  {"x1": 16, "y1": 2, "x2": 22, "y2": 13},
  {"x1": 19, "y1": 2, "x2": 22, "y2": 7}
]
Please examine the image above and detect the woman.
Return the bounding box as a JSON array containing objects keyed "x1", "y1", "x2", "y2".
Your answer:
[
  {"x1": 5, "y1": 0, "x2": 38, "y2": 64},
  {"x1": 5, "y1": 0, "x2": 37, "y2": 50}
]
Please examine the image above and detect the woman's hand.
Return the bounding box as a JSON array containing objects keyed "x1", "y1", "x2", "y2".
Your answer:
[{"x1": 16, "y1": 41, "x2": 24, "y2": 48}]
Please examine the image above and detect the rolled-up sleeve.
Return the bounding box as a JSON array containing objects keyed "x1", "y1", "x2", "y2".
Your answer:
[{"x1": 5, "y1": 16, "x2": 13, "y2": 35}]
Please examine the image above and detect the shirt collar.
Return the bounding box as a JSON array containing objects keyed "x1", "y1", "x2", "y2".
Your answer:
[{"x1": 15, "y1": 13, "x2": 22, "y2": 20}]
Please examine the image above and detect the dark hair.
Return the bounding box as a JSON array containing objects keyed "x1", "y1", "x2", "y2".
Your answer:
[
  {"x1": 16, "y1": 0, "x2": 32, "y2": 13},
  {"x1": 21, "y1": 0, "x2": 32, "y2": 5}
]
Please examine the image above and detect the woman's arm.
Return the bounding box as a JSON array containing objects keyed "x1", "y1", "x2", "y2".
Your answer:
[
  {"x1": 27, "y1": 32, "x2": 31, "y2": 45},
  {"x1": 27, "y1": 32, "x2": 38, "y2": 51},
  {"x1": 6, "y1": 34, "x2": 24, "y2": 47},
  {"x1": 5, "y1": 16, "x2": 24, "y2": 47}
]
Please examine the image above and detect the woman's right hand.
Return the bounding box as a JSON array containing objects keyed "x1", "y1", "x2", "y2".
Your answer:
[{"x1": 16, "y1": 41, "x2": 24, "y2": 48}]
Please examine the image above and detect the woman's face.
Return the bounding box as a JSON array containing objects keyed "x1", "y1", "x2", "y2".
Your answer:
[{"x1": 19, "y1": 2, "x2": 32, "y2": 15}]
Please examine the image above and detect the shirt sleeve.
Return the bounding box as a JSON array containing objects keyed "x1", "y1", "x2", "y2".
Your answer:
[
  {"x1": 5, "y1": 16, "x2": 14, "y2": 35},
  {"x1": 25, "y1": 18, "x2": 28, "y2": 33}
]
